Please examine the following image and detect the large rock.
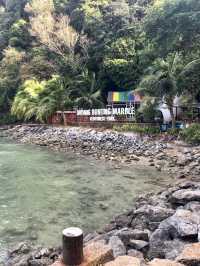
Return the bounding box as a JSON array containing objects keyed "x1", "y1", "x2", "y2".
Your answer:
[
  {"x1": 148, "y1": 209, "x2": 199, "y2": 259},
  {"x1": 6, "y1": 243, "x2": 60, "y2": 266},
  {"x1": 108, "y1": 236, "x2": 126, "y2": 258},
  {"x1": 166, "y1": 209, "x2": 199, "y2": 238},
  {"x1": 148, "y1": 233, "x2": 186, "y2": 260},
  {"x1": 131, "y1": 205, "x2": 174, "y2": 231},
  {"x1": 170, "y1": 189, "x2": 200, "y2": 205},
  {"x1": 163, "y1": 240, "x2": 188, "y2": 260},
  {"x1": 114, "y1": 213, "x2": 133, "y2": 228},
  {"x1": 184, "y1": 201, "x2": 200, "y2": 213},
  {"x1": 127, "y1": 249, "x2": 144, "y2": 259},
  {"x1": 82, "y1": 241, "x2": 114, "y2": 265},
  {"x1": 148, "y1": 259, "x2": 184, "y2": 266},
  {"x1": 129, "y1": 240, "x2": 149, "y2": 252},
  {"x1": 51, "y1": 242, "x2": 113, "y2": 266},
  {"x1": 128, "y1": 229, "x2": 150, "y2": 242},
  {"x1": 105, "y1": 256, "x2": 141, "y2": 266},
  {"x1": 8, "y1": 242, "x2": 32, "y2": 256},
  {"x1": 6, "y1": 254, "x2": 30, "y2": 266},
  {"x1": 176, "y1": 243, "x2": 200, "y2": 266},
  {"x1": 178, "y1": 181, "x2": 200, "y2": 190},
  {"x1": 84, "y1": 232, "x2": 99, "y2": 243},
  {"x1": 114, "y1": 228, "x2": 150, "y2": 245},
  {"x1": 177, "y1": 158, "x2": 191, "y2": 167},
  {"x1": 150, "y1": 209, "x2": 199, "y2": 241},
  {"x1": 29, "y1": 257, "x2": 53, "y2": 265}
]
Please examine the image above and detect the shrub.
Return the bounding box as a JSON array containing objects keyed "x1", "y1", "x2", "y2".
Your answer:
[
  {"x1": 180, "y1": 123, "x2": 200, "y2": 144},
  {"x1": 144, "y1": 126, "x2": 160, "y2": 134},
  {"x1": 167, "y1": 128, "x2": 180, "y2": 136},
  {"x1": 0, "y1": 113, "x2": 18, "y2": 125},
  {"x1": 113, "y1": 124, "x2": 160, "y2": 135}
]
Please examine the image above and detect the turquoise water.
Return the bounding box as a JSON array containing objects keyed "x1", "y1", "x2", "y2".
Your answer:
[{"x1": 0, "y1": 138, "x2": 171, "y2": 261}]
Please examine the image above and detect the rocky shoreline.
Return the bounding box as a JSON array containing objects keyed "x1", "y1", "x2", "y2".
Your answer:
[
  {"x1": 1, "y1": 124, "x2": 200, "y2": 265},
  {"x1": 5, "y1": 180, "x2": 200, "y2": 265},
  {"x1": 2, "y1": 124, "x2": 200, "y2": 178}
]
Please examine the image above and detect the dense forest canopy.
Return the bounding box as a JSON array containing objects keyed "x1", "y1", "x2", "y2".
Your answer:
[{"x1": 0, "y1": 0, "x2": 200, "y2": 123}]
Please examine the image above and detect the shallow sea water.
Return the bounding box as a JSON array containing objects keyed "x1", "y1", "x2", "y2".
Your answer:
[{"x1": 0, "y1": 138, "x2": 172, "y2": 261}]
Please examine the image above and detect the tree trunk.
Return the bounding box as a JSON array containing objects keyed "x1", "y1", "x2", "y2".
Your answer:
[{"x1": 169, "y1": 106, "x2": 176, "y2": 129}]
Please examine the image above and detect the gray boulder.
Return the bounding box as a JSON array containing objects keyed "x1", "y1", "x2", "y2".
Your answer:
[
  {"x1": 148, "y1": 209, "x2": 200, "y2": 259},
  {"x1": 114, "y1": 228, "x2": 150, "y2": 246},
  {"x1": 127, "y1": 249, "x2": 144, "y2": 259},
  {"x1": 28, "y1": 258, "x2": 53, "y2": 266},
  {"x1": 108, "y1": 236, "x2": 126, "y2": 258},
  {"x1": 148, "y1": 231, "x2": 188, "y2": 260},
  {"x1": 6, "y1": 254, "x2": 30, "y2": 266},
  {"x1": 178, "y1": 181, "x2": 200, "y2": 190},
  {"x1": 164, "y1": 239, "x2": 188, "y2": 260},
  {"x1": 158, "y1": 209, "x2": 199, "y2": 239},
  {"x1": 131, "y1": 205, "x2": 175, "y2": 231},
  {"x1": 184, "y1": 201, "x2": 200, "y2": 213},
  {"x1": 114, "y1": 213, "x2": 133, "y2": 228},
  {"x1": 129, "y1": 239, "x2": 149, "y2": 251},
  {"x1": 170, "y1": 189, "x2": 200, "y2": 205},
  {"x1": 148, "y1": 227, "x2": 170, "y2": 259}
]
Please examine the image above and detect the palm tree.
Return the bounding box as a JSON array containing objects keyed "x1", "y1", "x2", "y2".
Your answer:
[
  {"x1": 138, "y1": 53, "x2": 182, "y2": 128},
  {"x1": 12, "y1": 76, "x2": 65, "y2": 123},
  {"x1": 139, "y1": 54, "x2": 200, "y2": 127},
  {"x1": 178, "y1": 59, "x2": 200, "y2": 103},
  {"x1": 69, "y1": 70, "x2": 103, "y2": 109},
  {"x1": 11, "y1": 90, "x2": 38, "y2": 121}
]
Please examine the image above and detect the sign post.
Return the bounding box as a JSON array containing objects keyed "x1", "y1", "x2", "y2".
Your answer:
[{"x1": 77, "y1": 106, "x2": 136, "y2": 123}]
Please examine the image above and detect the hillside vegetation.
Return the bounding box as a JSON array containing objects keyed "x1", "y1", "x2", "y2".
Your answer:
[{"x1": 0, "y1": 0, "x2": 200, "y2": 123}]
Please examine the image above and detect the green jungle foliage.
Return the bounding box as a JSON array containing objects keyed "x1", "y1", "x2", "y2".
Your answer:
[
  {"x1": 0, "y1": 113, "x2": 18, "y2": 125},
  {"x1": 181, "y1": 123, "x2": 200, "y2": 144},
  {"x1": 0, "y1": 0, "x2": 199, "y2": 123}
]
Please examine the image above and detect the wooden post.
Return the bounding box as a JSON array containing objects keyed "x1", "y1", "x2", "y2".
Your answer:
[{"x1": 62, "y1": 227, "x2": 84, "y2": 265}]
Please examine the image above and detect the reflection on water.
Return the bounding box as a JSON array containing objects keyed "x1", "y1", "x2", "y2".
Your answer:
[{"x1": 0, "y1": 138, "x2": 171, "y2": 261}]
